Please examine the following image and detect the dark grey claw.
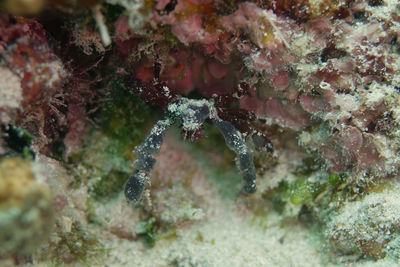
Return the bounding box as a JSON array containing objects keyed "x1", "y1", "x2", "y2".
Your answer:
[
  {"x1": 242, "y1": 180, "x2": 257, "y2": 194},
  {"x1": 125, "y1": 119, "x2": 172, "y2": 202},
  {"x1": 125, "y1": 97, "x2": 258, "y2": 202},
  {"x1": 238, "y1": 150, "x2": 254, "y2": 172},
  {"x1": 213, "y1": 119, "x2": 247, "y2": 153},
  {"x1": 137, "y1": 120, "x2": 171, "y2": 154},
  {"x1": 242, "y1": 168, "x2": 257, "y2": 194},
  {"x1": 135, "y1": 153, "x2": 156, "y2": 172},
  {"x1": 214, "y1": 119, "x2": 257, "y2": 194},
  {"x1": 125, "y1": 170, "x2": 148, "y2": 202}
]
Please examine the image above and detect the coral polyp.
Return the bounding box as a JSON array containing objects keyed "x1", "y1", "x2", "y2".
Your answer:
[{"x1": 125, "y1": 96, "x2": 256, "y2": 202}]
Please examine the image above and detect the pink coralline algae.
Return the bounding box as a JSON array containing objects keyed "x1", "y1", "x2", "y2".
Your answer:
[
  {"x1": 1, "y1": 0, "x2": 394, "y2": 186},
  {"x1": 0, "y1": 12, "x2": 97, "y2": 156},
  {"x1": 0, "y1": 13, "x2": 68, "y2": 153},
  {"x1": 133, "y1": 49, "x2": 242, "y2": 96},
  {"x1": 112, "y1": 0, "x2": 400, "y2": 180},
  {"x1": 0, "y1": 14, "x2": 65, "y2": 107}
]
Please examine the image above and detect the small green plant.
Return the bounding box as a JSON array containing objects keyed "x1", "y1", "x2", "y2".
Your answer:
[
  {"x1": 135, "y1": 218, "x2": 177, "y2": 247},
  {"x1": 2, "y1": 124, "x2": 34, "y2": 159}
]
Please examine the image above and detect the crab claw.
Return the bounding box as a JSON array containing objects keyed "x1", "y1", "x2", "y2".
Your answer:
[
  {"x1": 213, "y1": 119, "x2": 257, "y2": 195},
  {"x1": 125, "y1": 170, "x2": 148, "y2": 202}
]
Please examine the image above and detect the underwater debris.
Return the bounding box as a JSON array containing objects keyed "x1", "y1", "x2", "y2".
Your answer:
[{"x1": 125, "y1": 96, "x2": 257, "y2": 202}]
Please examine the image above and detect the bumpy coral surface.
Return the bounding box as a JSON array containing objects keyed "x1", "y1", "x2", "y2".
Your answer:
[
  {"x1": 327, "y1": 181, "x2": 400, "y2": 259},
  {"x1": 0, "y1": 158, "x2": 53, "y2": 255},
  {"x1": 1, "y1": 0, "x2": 400, "y2": 266}
]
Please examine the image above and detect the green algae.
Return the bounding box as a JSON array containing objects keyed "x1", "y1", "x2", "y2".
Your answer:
[
  {"x1": 82, "y1": 75, "x2": 155, "y2": 202},
  {"x1": 328, "y1": 172, "x2": 347, "y2": 187},
  {"x1": 2, "y1": 125, "x2": 34, "y2": 160},
  {"x1": 90, "y1": 169, "x2": 129, "y2": 201},
  {"x1": 52, "y1": 221, "x2": 103, "y2": 265},
  {"x1": 289, "y1": 179, "x2": 324, "y2": 205},
  {"x1": 98, "y1": 76, "x2": 153, "y2": 147},
  {"x1": 135, "y1": 217, "x2": 177, "y2": 248},
  {"x1": 293, "y1": 155, "x2": 325, "y2": 177}
]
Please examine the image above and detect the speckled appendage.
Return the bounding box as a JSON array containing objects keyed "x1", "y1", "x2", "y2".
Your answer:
[
  {"x1": 213, "y1": 119, "x2": 256, "y2": 194},
  {"x1": 125, "y1": 119, "x2": 171, "y2": 202},
  {"x1": 125, "y1": 97, "x2": 257, "y2": 201}
]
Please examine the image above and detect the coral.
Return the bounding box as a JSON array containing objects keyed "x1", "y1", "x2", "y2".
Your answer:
[
  {"x1": 1, "y1": 0, "x2": 48, "y2": 15},
  {"x1": 1, "y1": 0, "x2": 102, "y2": 15},
  {"x1": 0, "y1": 14, "x2": 66, "y2": 107},
  {"x1": 0, "y1": 12, "x2": 71, "y2": 155},
  {"x1": 0, "y1": 158, "x2": 54, "y2": 255},
  {"x1": 106, "y1": 0, "x2": 152, "y2": 32},
  {"x1": 0, "y1": 66, "x2": 23, "y2": 125},
  {"x1": 327, "y1": 181, "x2": 400, "y2": 260}
]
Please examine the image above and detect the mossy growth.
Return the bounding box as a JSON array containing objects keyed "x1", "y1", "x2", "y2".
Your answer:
[
  {"x1": 328, "y1": 172, "x2": 347, "y2": 187},
  {"x1": 2, "y1": 124, "x2": 34, "y2": 160},
  {"x1": 159, "y1": 26, "x2": 180, "y2": 49},
  {"x1": 289, "y1": 179, "x2": 325, "y2": 205},
  {"x1": 310, "y1": 120, "x2": 334, "y2": 141},
  {"x1": 293, "y1": 155, "x2": 325, "y2": 177},
  {"x1": 82, "y1": 132, "x2": 133, "y2": 201},
  {"x1": 286, "y1": 155, "x2": 329, "y2": 205},
  {"x1": 98, "y1": 76, "x2": 152, "y2": 146},
  {"x1": 250, "y1": 207, "x2": 270, "y2": 230},
  {"x1": 135, "y1": 217, "x2": 177, "y2": 248},
  {"x1": 135, "y1": 218, "x2": 157, "y2": 248},
  {"x1": 90, "y1": 170, "x2": 129, "y2": 201},
  {"x1": 85, "y1": 197, "x2": 101, "y2": 225},
  {"x1": 206, "y1": 166, "x2": 242, "y2": 201},
  {"x1": 263, "y1": 181, "x2": 290, "y2": 214},
  {"x1": 260, "y1": 154, "x2": 348, "y2": 220},
  {"x1": 83, "y1": 75, "x2": 154, "y2": 202},
  {"x1": 52, "y1": 221, "x2": 103, "y2": 265}
]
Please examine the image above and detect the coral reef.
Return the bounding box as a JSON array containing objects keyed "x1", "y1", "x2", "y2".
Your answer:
[
  {"x1": 1, "y1": 0, "x2": 400, "y2": 265},
  {"x1": 0, "y1": 158, "x2": 53, "y2": 255},
  {"x1": 327, "y1": 180, "x2": 400, "y2": 260}
]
